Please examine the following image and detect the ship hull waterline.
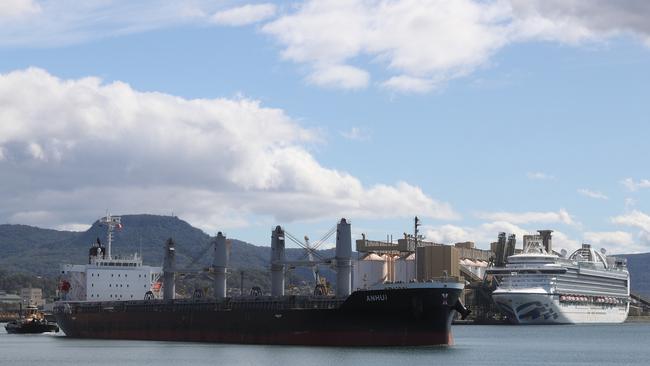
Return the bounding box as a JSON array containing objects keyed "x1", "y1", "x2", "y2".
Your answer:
[
  {"x1": 492, "y1": 292, "x2": 629, "y2": 324},
  {"x1": 55, "y1": 287, "x2": 463, "y2": 346}
]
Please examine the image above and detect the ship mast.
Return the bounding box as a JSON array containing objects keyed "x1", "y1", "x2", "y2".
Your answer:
[
  {"x1": 414, "y1": 216, "x2": 420, "y2": 281},
  {"x1": 100, "y1": 214, "x2": 121, "y2": 259}
]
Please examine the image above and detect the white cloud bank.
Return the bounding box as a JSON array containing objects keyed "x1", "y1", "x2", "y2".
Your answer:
[
  {"x1": 609, "y1": 210, "x2": 650, "y2": 253},
  {"x1": 578, "y1": 188, "x2": 608, "y2": 200},
  {"x1": 0, "y1": 68, "x2": 457, "y2": 231},
  {"x1": 475, "y1": 209, "x2": 575, "y2": 226},
  {"x1": 0, "y1": 0, "x2": 40, "y2": 20},
  {"x1": 583, "y1": 231, "x2": 643, "y2": 254},
  {"x1": 261, "y1": 0, "x2": 650, "y2": 92},
  {"x1": 211, "y1": 3, "x2": 277, "y2": 26},
  {"x1": 526, "y1": 171, "x2": 555, "y2": 181},
  {"x1": 2, "y1": 1, "x2": 650, "y2": 91},
  {"x1": 621, "y1": 178, "x2": 650, "y2": 191},
  {"x1": 425, "y1": 221, "x2": 580, "y2": 252}
]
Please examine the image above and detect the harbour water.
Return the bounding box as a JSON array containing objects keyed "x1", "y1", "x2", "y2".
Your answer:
[{"x1": 2, "y1": 323, "x2": 649, "y2": 366}]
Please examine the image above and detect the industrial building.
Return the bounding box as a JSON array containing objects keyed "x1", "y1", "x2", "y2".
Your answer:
[
  {"x1": 20, "y1": 287, "x2": 44, "y2": 308},
  {"x1": 353, "y1": 235, "x2": 492, "y2": 287},
  {"x1": 0, "y1": 290, "x2": 22, "y2": 310}
]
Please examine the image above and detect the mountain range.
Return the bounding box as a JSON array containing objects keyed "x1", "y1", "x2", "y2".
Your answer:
[{"x1": 0, "y1": 214, "x2": 335, "y2": 297}]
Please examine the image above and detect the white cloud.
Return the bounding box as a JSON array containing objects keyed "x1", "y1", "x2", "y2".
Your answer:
[
  {"x1": 211, "y1": 3, "x2": 277, "y2": 26},
  {"x1": 509, "y1": 0, "x2": 650, "y2": 45},
  {"x1": 0, "y1": 1, "x2": 211, "y2": 46},
  {"x1": 610, "y1": 211, "x2": 650, "y2": 252},
  {"x1": 0, "y1": 0, "x2": 40, "y2": 20},
  {"x1": 527, "y1": 171, "x2": 555, "y2": 180},
  {"x1": 621, "y1": 178, "x2": 650, "y2": 191},
  {"x1": 381, "y1": 75, "x2": 436, "y2": 93},
  {"x1": 306, "y1": 64, "x2": 369, "y2": 90},
  {"x1": 611, "y1": 211, "x2": 650, "y2": 232},
  {"x1": 475, "y1": 209, "x2": 575, "y2": 226},
  {"x1": 260, "y1": 0, "x2": 650, "y2": 92},
  {"x1": 262, "y1": 0, "x2": 512, "y2": 92},
  {"x1": 0, "y1": 68, "x2": 457, "y2": 232},
  {"x1": 425, "y1": 221, "x2": 580, "y2": 252},
  {"x1": 583, "y1": 231, "x2": 641, "y2": 253},
  {"x1": 577, "y1": 188, "x2": 608, "y2": 200},
  {"x1": 340, "y1": 127, "x2": 370, "y2": 141},
  {"x1": 3, "y1": 1, "x2": 650, "y2": 91}
]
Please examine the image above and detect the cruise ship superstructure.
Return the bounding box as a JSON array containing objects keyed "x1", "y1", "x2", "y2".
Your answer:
[
  {"x1": 488, "y1": 230, "x2": 629, "y2": 324},
  {"x1": 58, "y1": 215, "x2": 163, "y2": 302}
]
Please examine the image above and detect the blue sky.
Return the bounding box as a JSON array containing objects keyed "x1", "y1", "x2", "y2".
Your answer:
[{"x1": 1, "y1": 0, "x2": 650, "y2": 253}]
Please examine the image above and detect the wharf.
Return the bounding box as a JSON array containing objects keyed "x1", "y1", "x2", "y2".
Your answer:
[{"x1": 0, "y1": 312, "x2": 19, "y2": 322}]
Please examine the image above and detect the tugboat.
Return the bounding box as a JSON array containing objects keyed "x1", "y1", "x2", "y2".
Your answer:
[{"x1": 4, "y1": 305, "x2": 59, "y2": 334}]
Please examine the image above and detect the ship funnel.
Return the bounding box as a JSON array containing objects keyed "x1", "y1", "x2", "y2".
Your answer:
[
  {"x1": 506, "y1": 234, "x2": 516, "y2": 258},
  {"x1": 335, "y1": 218, "x2": 352, "y2": 297},
  {"x1": 495, "y1": 232, "x2": 507, "y2": 267},
  {"x1": 271, "y1": 226, "x2": 286, "y2": 297},
  {"x1": 538, "y1": 230, "x2": 553, "y2": 254},
  {"x1": 213, "y1": 232, "x2": 229, "y2": 300},
  {"x1": 163, "y1": 238, "x2": 176, "y2": 300}
]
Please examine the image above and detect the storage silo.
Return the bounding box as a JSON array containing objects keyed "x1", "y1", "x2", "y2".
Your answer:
[
  {"x1": 353, "y1": 253, "x2": 388, "y2": 289},
  {"x1": 394, "y1": 253, "x2": 416, "y2": 283}
]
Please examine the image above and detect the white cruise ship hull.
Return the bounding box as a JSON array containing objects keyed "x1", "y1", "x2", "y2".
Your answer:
[{"x1": 492, "y1": 291, "x2": 629, "y2": 324}]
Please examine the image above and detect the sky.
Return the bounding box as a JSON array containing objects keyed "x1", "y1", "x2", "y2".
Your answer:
[{"x1": 1, "y1": 0, "x2": 650, "y2": 254}]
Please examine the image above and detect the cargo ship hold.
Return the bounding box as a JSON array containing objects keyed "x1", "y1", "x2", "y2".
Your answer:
[
  {"x1": 487, "y1": 230, "x2": 630, "y2": 324},
  {"x1": 54, "y1": 216, "x2": 468, "y2": 346}
]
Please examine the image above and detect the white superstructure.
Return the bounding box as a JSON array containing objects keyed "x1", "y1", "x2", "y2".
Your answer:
[
  {"x1": 59, "y1": 215, "x2": 163, "y2": 302},
  {"x1": 488, "y1": 236, "x2": 629, "y2": 324}
]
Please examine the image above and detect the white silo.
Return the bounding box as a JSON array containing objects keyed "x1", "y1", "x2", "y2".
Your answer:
[
  {"x1": 353, "y1": 253, "x2": 388, "y2": 289},
  {"x1": 394, "y1": 253, "x2": 415, "y2": 283}
]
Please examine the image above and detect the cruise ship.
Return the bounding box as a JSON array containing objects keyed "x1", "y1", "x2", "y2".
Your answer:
[
  {"x1": 487, "y1": 230, "x2": 630, "y2": 324},
  {"x1": 58, "y1": 214, "x2": 163, "y2": 302}
]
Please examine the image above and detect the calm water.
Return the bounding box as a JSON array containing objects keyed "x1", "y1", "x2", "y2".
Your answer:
[{"x1": 1, "y1": 323, "x2": 649, "y2": 366}]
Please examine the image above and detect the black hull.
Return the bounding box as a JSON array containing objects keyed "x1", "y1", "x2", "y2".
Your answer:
[
  {"x1": 55, "y1": 286, "x2": 464, "y2": 346},
  {"x1": 5, "y1": 321, "x2": 59, "y2": 334}
]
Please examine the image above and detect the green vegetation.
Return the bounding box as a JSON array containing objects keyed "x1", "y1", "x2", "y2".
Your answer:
[{"x1": 0, "y1": 214, "x2": 336, "y2": 298}]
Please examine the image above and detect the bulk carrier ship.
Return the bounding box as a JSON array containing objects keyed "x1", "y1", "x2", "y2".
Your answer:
[
  {"x1": 487, "y1": 230, "x2": 630, "y2": 324},
  {"x1": 54, "y1": 216, "x2": 469, "y2": 346}
]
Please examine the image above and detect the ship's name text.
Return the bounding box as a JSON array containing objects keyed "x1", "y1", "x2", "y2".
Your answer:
[{"x1": 366, "y1": 294, "x2": 388, "y2": 302}]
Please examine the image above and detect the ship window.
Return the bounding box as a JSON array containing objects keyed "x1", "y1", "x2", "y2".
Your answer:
[
  {"x1": 62, "y1": 271, "x2": 65, "y2": 274},
  {"x1": 110, "y1": 294, "x2": 112, "y2": 298},
  {"x1": 91, "y1": 284, "x2": 94, "y2": 287},
  {"x1": 109, "y1": 284, "x2": 112, "y2": 287},
  {"x1": 118, "y1": 274, "x2": 121, "y2": 277},
  {"x1": 127, "y1": 284, "x2": 129, "y2": 287},
  {"x1": 111, "y1": 274, "x2": 114, "y2": 277},
  {"x1": 125, "y1": 274, "x2": 128, "y2": 277}
]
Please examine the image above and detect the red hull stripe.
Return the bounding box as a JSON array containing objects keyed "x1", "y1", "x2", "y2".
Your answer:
[{"x1": 70, "y1": 330, "x2": 452, "y2": 346}]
